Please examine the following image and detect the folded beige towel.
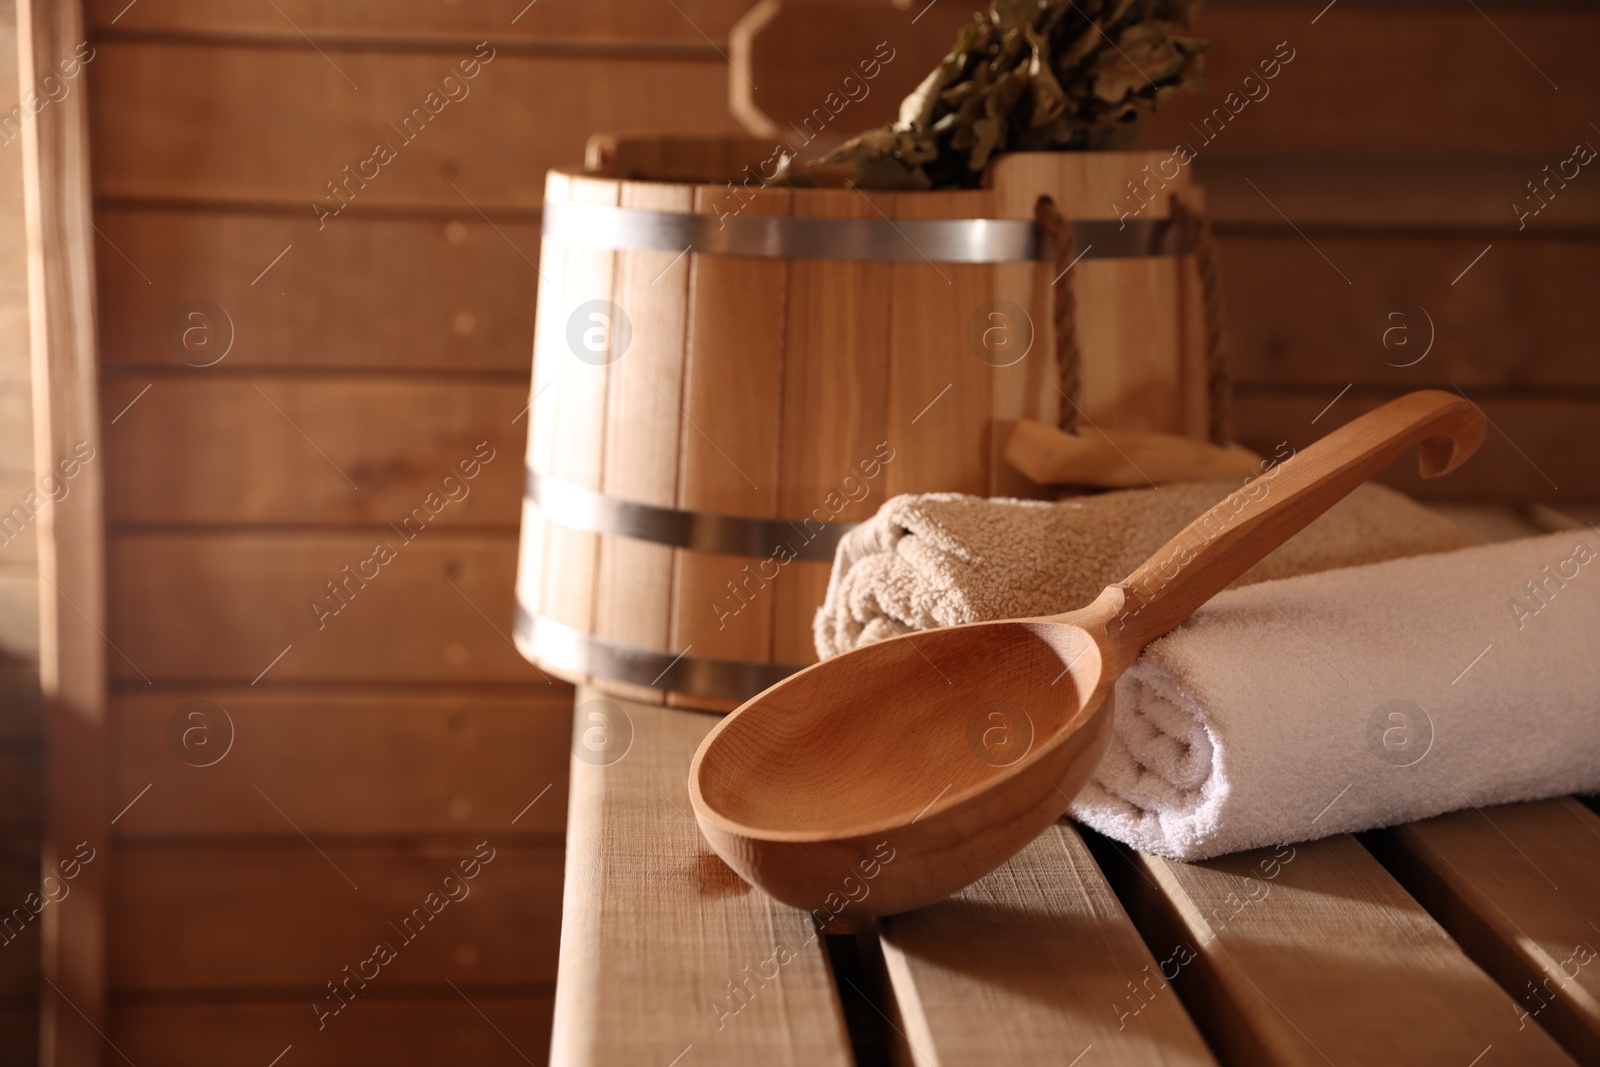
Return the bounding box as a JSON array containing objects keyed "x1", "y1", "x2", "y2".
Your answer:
[
  {"x1": 815, "y1": 482, "x2": 1476, "y2": 659},
  {"x1": 1074, "y1": 530, "x2": 1600, "y2": 859}
]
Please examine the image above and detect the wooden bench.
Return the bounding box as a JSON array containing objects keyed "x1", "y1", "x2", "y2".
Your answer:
[{"x1": 549, "y1": 506, "x2": 1600, "y2": 1065}]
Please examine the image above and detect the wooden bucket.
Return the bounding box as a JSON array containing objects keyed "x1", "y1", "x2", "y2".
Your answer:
[{"x1": 515, "y1": 134, "x2": 1223, "y2": 711}]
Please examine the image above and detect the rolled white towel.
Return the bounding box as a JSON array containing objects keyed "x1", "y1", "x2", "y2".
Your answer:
[{"x1": 1070, "y1": 530, "x2": 1600, "y2": 861}]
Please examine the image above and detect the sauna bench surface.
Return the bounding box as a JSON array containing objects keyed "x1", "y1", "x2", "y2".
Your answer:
[
  {"x1": 548, "y1": 505, "x2": 1600, "y2": 1066},
  {"x1": 550, "y1": 687, "x2": 1600, "y2": 1066}
]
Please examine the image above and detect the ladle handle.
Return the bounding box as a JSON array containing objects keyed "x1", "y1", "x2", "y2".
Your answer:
[{"x1": 1099, "y1": 389, "x2": 1485, "y2": 670}]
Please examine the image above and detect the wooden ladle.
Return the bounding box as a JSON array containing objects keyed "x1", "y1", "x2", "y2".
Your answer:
[{"x1": 689, "y1": 391, "x2": 1485, "y2": 916}]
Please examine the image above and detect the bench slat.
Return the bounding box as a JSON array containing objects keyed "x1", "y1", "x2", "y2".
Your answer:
[
  {"x1": 551, "y1": 690, "x2": 854, "y2": 1066},
  {"x1": 1371, "y1": 798, "x2": 1600, "y2": 1063},
  {"x1": 1109, "y1": 833, "x2": 1575, "y2": 1065},
  {"x1": 113, "y1": 996, "x2": 554, "y2": 1067},
  {"x1": 877, "y1": 822, "x2": 1217, "y2": 1066}
]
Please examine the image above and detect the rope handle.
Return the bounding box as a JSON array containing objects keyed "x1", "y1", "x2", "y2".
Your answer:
[
  {"x1": 1033, "y1": 194, "x2": 1231, "y2": 446},
  {"x1": 1033, "y1": 197, "x2": 1083, "y2": 435}
]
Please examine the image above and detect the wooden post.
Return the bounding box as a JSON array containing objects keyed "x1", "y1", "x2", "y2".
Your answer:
[{"x1": 18, "y1": 0, "x2": 109, "y2": 1062}]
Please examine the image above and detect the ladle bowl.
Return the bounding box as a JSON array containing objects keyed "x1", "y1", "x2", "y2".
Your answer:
[{"x1": 689, "y1": 391, "x2": 1486, "y2": 916}]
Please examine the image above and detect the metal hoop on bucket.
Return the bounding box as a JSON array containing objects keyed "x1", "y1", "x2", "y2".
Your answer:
[
  {"x1": 515, "y1": 609, "x2": 805, "y2": 704},
  {"x1": 525, "y1": 468, "x2": 852, "y2": 564},
  {"x1": 541, "y1": 200, "x2": 1192, "y2": 263}
]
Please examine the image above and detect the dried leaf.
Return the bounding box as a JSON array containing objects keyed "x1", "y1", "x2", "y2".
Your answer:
[
  {"x1": 765, "y1": 152, "x2": 817, "y2": 187},
  {"x1": 968, "y1": 117, "x2": 1004, "y2": 171},
  {"x1": 1025, "y1": 25, "x2": 1067, "y2": 126},
  {"x1": 899, "y1": 62, "x2": 951, "y2": 128},
  {"x1": 852, "y1": 155, "x2": 933, "y2": 190},
  {"x1": 807, "y1": 0, "x2": 1207, "y2": 188},
  {"x1": 811, "y1": 127, "x2": 901, "y2": 168}
]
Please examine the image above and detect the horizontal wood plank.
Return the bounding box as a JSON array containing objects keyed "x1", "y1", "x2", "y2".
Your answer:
[
  {"x1": 110, "y1": 687, "x2": 572, "y2": 839},
  {"x1": 1106, "y1": 833, "x2": 1575, "y2": 1065},
  {"x1": 107, "y1": 532, "x2": 547, "y2": 684},
  {"x1": 102, "y1": 378, "x2": 526, "y2": 526},
  {"x1": 0, "y1": 748, "x2": 41, "y2": 832},
  {"x1": 88, "y1": 0, "x2": 756, "y2": 47},
  {"x1": 0, "y1": 568, "x2": 39, "y2": 660},
  {"x1": 1201, "y1": 153, "x2": 1600, "y2": 232},
  {"x1": 1143, "y1": 8, "x2": 1598, "y2": 152},
  {"x1": 90, "y1": 43, "x2": 738, "y2": 211},
  {"x1": 112, "y1": 994, "x2": 555, "y2": 1067},
  {"x1": 0, "y1": 833, "x2": 43, "y2": 996},
  {"x1": 878, "y1": 822, "x2": 1217, "y2": 1066},
  {"x1": 552, "y1": 689, "x2": 854, "y2": 1066},
  {"x1": 97, "y1": 209, "x2": 541, "y2": 371},
  {"x1": 1368, "y1": 798, "x2": 1600, "y2": 1064},
  {"x1": 95, "y1": 5, "x2": 1594, "y2": 156},
  {"x1": 0, "y1": 1002, "x2": 35, "y2": 1064},
  {"x1": 112, "y1": 843, "x2": 562, "y2": 992},
  {"x1": 732, "y1": 0, "x2": 970, "y2": 147},
  {"x1": 0, "y1": 658, "x2": 40, "y2": 744},
  {"x1": 1233, "y1": 390, "x2": 1600, "y2": 504},
  {"x1": 1219, "y1": 235, "x2": 1600, "y2": 388}
]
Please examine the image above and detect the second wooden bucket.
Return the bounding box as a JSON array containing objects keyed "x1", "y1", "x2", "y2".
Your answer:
[{"x1": 515, "y1": 134, "x2": 1224, "y2": 711}]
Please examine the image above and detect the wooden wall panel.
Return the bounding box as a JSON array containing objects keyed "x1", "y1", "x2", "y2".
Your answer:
[
  {"x1": 1233, "y1": 389, "x2": 1597, "y2": 503},
  {"x1": 111, "y1": 688, "x2": 571, "y2": 839},
  {"x1": 111, "y1": 844, "x2": 563, "y2": 991},
  {"x1": 0, "y1": 749, "x2": 42, "y2": 833},
  {"x1": 114, "y1": 996, "x2": 554, "y2": 1067},
  {"x1": 1144, "y1": 8, "x2": 1598, "y2": 152},
  {"x1": 76, "y1": 3, "x2": 777, "y2": 1065},
  {"x1": 102, "y1": 378, "x2": 526, "y2": 527},
  {"x1": 97, "y1": 210, "x2": 541, "y2": 371},
  {"x1": 89, "y1": 5, "x2": 1600, "y2": 157},
  {"x1": 1219, "y1": 236, "x2": 1600, "y2": 388},
  {"x1": 88, "y1": 0, "x2": 756, "y2": 46},
  {"x1": 0, "y1": 1004, "x2": 33, "y2": 1059},
  {"x1": 0, "y1": 661, "x2": 40, "y2": 745},
  {"x1": 90, "y1": 43, "x2": 738, "y2": 209},
  {"x1": 730, "y1": 0, "x2": 972, "y2": 146},
  {"x1": 107, "y1": 533, "x2": 542, "y2": 684},
  {"x1": 0, "y1": 832, "x2": 41, "y2": 994},
  {"x1": 1199, "y1": 154, "x2": 1600, "y2": 232}
]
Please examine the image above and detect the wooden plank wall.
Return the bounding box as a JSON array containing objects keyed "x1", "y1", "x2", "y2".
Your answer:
[
  {"x1": 74, "y1": 0, "x2": 776, "y2": 1061},
  {"x1": 1138, "y1": 2, "x2": 1599, "y2": 505},
  {"x1": 0, "y1": 2, "x2": 42, "y2": 1060}
]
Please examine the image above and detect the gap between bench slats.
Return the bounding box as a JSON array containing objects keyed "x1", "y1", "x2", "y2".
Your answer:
[
  {"x1": 1092, "y1": 830, "x2": 1576, "y2": 1066},
  {"x1": 872, "y1": 822, "x2": 1217, "y2": 1066},
  {"x1": 1365, "y1": 797, "x2": 1600, "y2": 1064}
]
